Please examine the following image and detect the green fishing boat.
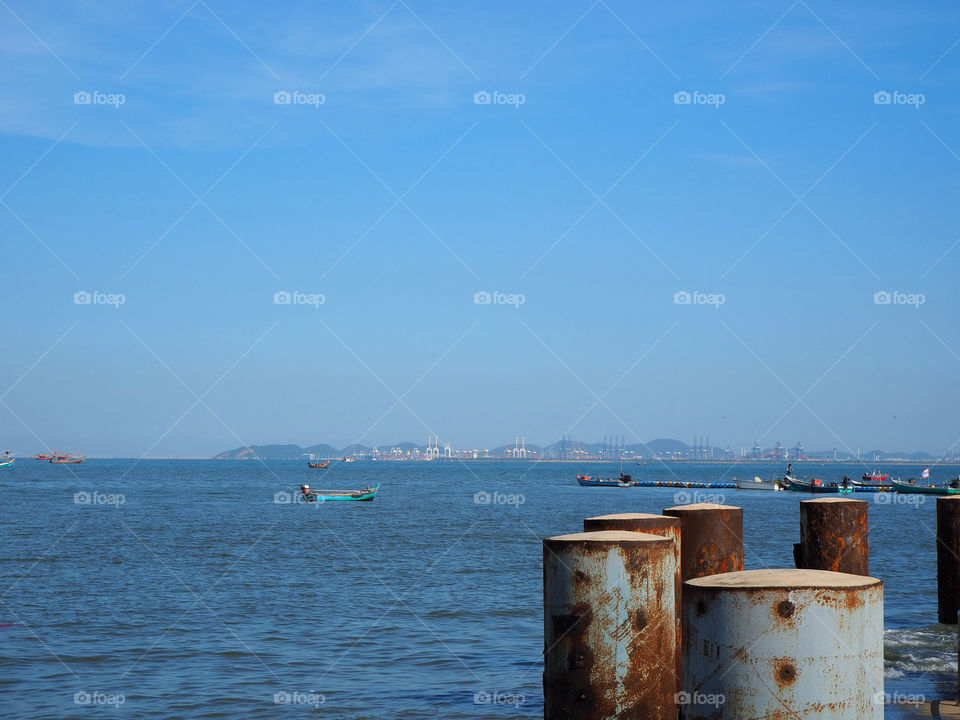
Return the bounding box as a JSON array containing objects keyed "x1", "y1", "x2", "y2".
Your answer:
[
  {"x1": 892, "y1": 479, "x2": 960, "y2": 495},
  {"x1": 299, "y1": 483, "x2": 381, "y2": 502}
]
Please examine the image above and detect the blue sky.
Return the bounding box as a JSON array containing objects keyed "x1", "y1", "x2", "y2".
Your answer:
[{"x1": 2, "y1": 0, "x2": 960, "y2": 456}]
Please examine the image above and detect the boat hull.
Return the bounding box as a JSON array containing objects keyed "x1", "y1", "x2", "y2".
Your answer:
[
  {"x1": 577, "y1": 478, "x2": 634, "y2": 487},
  {"x1": 735, "y1": 477, "x2": 780, "y2": 491},
  {"x1": 302, "y1": 483, "x2": 381, "y2": 502},
  {"x1": 0, "y1": 460, "x2": 13, "y2": 467},
  {"x1": 785, "y1": 479, "x2": 854, "y2": 494},
  {"x1": 892, "y1": 480, "x2": 960, "y2": 495}
]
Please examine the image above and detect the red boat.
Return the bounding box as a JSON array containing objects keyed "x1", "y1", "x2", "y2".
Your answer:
[
  {"x1": 35, "y1": 452, "x2": 54, "y2": 461},
  {"x1": 859, "y1": 470, "x2": 889, "y2": 484},
  {"x1": 308, "y1": 461, "x2": 330, "y2": 469}
]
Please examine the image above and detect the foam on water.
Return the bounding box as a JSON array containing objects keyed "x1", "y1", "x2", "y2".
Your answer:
[{"x1": 885, "y1": 624, "x2": 958, "y2": 677}]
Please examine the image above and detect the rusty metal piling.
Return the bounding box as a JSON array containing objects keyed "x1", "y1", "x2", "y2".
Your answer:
[
  {"x1": 583, "y1": 513, "x2": 683, "y2": 691},
  {"x1": 662, "y1": 503, "x2": 744, "y2": 581},
  {"x1": 543, "y1": 531, "x2": 677, "y2": 720},
  {"x1": 794, "y1": 497, "x2": 870, "y2": 576},
  {"x1": 937, "y1": 496, "x2": 960, "y2": 624},
  {"x1": 682, "y1": 568, "x2": 883, "y2": 719}
]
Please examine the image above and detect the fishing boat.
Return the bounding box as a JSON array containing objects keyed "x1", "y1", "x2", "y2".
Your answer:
[
  {"x1": 34, "y1": 452, "x2": 54, "y2": 461},
  {"x1": 735, "y1": 475, "x2": 782, "y2": 491},
  {"x1": 892, "y1": 478, "x2": 960, "y2": 495},
  {"x1": 341, "y1": 457, "x2": 356, "y2": 463},
  {"x1": 50, "y1": 453, "x2": 84, "y2": 464},
  {"x1": 785, "y1": 477, "x2": 853, "y2": 494},
  {"x1": 308, "y1": 461, "x2": 330, "y2": 469},
  {"x1": 853, "y1": 473, "x2": 893, "y2": 489},
  {"x1": 0, "y1": 452, "x2": 13, "y2": 468},
  {"x1": 862, "y1": 470, "x2": 889, "y2": 484},
  {"x1": 300, "y1": 483, "x2": 380, "y2": 502},
  {"x1": 576, "y1": 473, "x2": 636, "y2": 487}
]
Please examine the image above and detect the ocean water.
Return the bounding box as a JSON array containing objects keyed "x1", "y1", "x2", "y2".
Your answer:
[{"x1": 0, "y1": 459, "x2": 955, "y2": 718}]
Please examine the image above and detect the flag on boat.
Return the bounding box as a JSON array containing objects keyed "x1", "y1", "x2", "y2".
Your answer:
[{"x1": 922, "y1": 467, "x2": 931, "y2": 479}]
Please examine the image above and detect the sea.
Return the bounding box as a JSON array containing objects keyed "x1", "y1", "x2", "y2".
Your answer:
[{"x1": 0, "y1": 459, "x2": 955, "y2": 718}]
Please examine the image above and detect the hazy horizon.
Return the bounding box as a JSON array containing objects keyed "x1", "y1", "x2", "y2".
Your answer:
[{"x1": 3, "y1": 1, "x2": 960, "y2": 457}]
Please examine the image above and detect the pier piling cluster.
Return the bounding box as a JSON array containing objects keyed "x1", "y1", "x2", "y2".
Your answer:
[{"x1": 544, "y1": 498, "x2": 884, "y2": 719}]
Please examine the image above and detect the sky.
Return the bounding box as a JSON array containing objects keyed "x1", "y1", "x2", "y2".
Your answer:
[{"x1": 2, "y1": 0, "x2": 960, "y2": 457}]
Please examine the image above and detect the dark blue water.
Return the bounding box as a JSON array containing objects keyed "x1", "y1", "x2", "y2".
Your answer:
[{"x1": 0, "y1": 459, "x2": 954, "y2": 718}]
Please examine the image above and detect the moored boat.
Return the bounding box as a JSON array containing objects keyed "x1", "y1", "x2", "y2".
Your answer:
[
  {"x1": 892, "y1": 479, "x2": 960, "y2": 495},
  {"x1": 576, "y1": 473, "x2": 636, "y2": 487},
  {"x1": 0, "y1": 452, "x2": 13, "y2": 468},
  {"x1": 785, "y1": 477, "x2": 854, "y2": 494},
  {"x1": 50, "y1": 453, "x2": 85, "y2": 464},
  {"x1": 862, "y1": 470, "x2": 889, "y2": 484},
  {"x1": 300, "y1": 483, "x2": 380, "y2": 502},
  {"x1": 735, "y1": 475, "x2": 782, "y2": 491},
  {"x1": 308, "y1": 461, "x2": 330, "y2": 469}
]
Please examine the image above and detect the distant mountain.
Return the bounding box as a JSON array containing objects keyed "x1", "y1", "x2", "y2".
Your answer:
[
  {"x1": 303, "y1": 443, "x2": 340, "y2": 458},
  {"x1": 214, "y1": 444, "x2": 306, "y2": 460}
]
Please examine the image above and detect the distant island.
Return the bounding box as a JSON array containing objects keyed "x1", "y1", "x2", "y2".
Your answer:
[{"x1": 214, "y1": 438, "x2": 943, "y2": 463}]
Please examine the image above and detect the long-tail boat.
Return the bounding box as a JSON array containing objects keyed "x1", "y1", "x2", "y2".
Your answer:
[
  {"x1": 308, "y1": 461, "x2": 330, "y2": 469},
  {"x1": 784, "y1": 477, "x2": 854, "y2": 494},
  {"x1": 50, "y1": 453, "x2": 85, "y2": 464},
  {"x1": 576, "y1": 473, "x2": 636, "y2": 487},
  {"x1": 893, "y1": 478, "x2": 960, "y2": 495},
  {"x1": 299, "y1": 483, "x2": 380, "y2": 502}
]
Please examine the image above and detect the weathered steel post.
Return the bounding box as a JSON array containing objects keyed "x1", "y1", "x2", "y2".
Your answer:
[
  {"x1": 662, "y1": 503, "x2": 744, "y2": 581},
  {"x1": 543, "y1": 531, "x2": 676, "y2": 720},
  {"x1": 795, "y1": 497, "x2": 870, "y2": 575},
  {"x1": 583, "y1": 513, "x2": 683, "y2": 691},
  {"x1": 682, "y1": 569, "x2": 883, "y2": 719},
  {"x1": 937, "y1": 496, "x2": 960, "y2": 624}
]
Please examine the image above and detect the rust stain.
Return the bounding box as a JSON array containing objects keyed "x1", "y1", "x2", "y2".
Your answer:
[
  {"x1": 774, "y1": 658, "x2": 798, "y2": 687},
  {"x1": 776, "y1": 599, "x2": 795, "y2": 620}
]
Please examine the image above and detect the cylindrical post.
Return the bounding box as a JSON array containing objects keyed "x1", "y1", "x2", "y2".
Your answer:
[
  {"x1": 795, "y1": 497, "x2": 870, "y2": 575},
  {"x1": 937, "y1": 496, "x2": 960, "y2": 624},
  {"x1": 543, "y1": 531, "x2": 676, "y2": 720},
  {"x1": 584, "y1": 514, "x2": 682, "y2": 692},
  {"x1": 662, "y1": 503, "x2": 744, "y2": 581},
  {"x1": 682, "y1": 569, "x2": 883, "y2": 719}
]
